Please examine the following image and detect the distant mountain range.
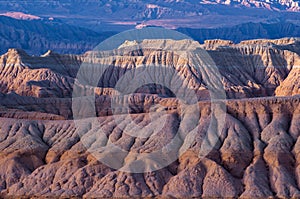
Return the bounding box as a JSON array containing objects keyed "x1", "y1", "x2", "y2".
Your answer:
[
  {"x1": 2, "y1": 0, "x2": 300, "y2": 54},
  {"x1": 1, "y1": 14, "x2": 300, "y2": 55},
  {"x1": 203, "y1": 0, "x2": 300, "y2": 11},
  {"x1": 1, "y1": 0, "x2": 300, "y2": 14},
  {"x1": 1, "y1": 0, "x2": 300, "y2": 31}
]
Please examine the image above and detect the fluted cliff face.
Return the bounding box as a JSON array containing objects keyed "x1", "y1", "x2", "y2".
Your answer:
[
  {"x1": 204, "y1": 39, "x2": 300, "y2": 98},
  {"x1": 0, "y1": 49, "x2": 78, "y2": 98},
  {"x1": 1, "y1": 38, "x2": 300, "y2": 198},
  {"x1": 1, "y1": 38, "x2": 300, "y2": 99}
]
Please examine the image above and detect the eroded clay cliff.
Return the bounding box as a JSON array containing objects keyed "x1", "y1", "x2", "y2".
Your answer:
[{"x1": 0, "y1": 38, "x2": 300, "y2": 198}]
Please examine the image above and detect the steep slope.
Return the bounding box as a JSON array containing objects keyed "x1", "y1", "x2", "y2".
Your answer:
[
  {"x1": 0, "y1": 49, "x2": 79, "y2": 97},
  {"x1": 204, "y1": 38, "x2": 300, "y2": 97},
  {"x1": 275, "y1": 67, "x2": 300, "y2": 96}
]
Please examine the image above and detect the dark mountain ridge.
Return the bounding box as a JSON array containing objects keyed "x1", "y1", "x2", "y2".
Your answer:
[
  {"x1": 178, "y1": 21, "x2": 300, "y2": 43},
  {"x1": 0, "y1": 16, "x2": 115, "y2": 55}
]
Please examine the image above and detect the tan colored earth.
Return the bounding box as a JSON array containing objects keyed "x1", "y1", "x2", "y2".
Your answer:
[{"x1": 0, "y1": 38, "x2": 300, "y2": 198}]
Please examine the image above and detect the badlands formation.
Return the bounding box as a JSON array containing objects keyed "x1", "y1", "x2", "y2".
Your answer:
[{"x1": 0, "y1": 38, "x2": 300, "y2": 198}]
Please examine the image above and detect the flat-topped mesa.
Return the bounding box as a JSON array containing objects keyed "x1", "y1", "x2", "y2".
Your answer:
[
  {"x1": 203, "y1": 39, "x2": 234, "y2": 49},
  {"x1": 118, "y1": 40, "x2": 139, "y2": 49},
  {"x1": 204, "y1": 39, "x2": 234, "y2": 45},
  {"x1": 239, "y1": 37, "x2": 300, "y2": 46},
  {"x1": 86, "y1": 39, "x2": 201, "y2": 59},
  {"x1": 117, "y1": 39, "x2": 201, "y2": 52},
  {"x1": 0, "y1": 11, "x2": 41, "y2": 20}
]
